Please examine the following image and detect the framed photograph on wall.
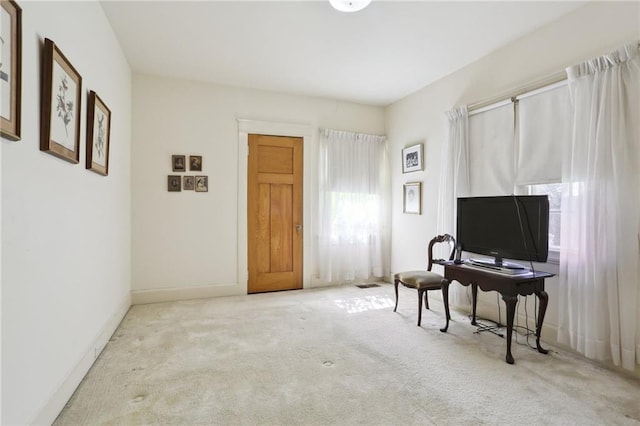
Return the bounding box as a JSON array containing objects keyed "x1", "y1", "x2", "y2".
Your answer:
[
  {"x1": 168, "y1": 175, "x2": 181, "y2": 192},
  {"x1": 402, "y1": 143, "x2": 423, "y2": 173},
  {"x1": 40, "y1": 38, "x2": 82, "y2": 163},
  {"x1": 172, "y1": 154, "x2": 186, "y2": 172},
  {"x1": 85, "y1": 91, "x2": 111, "y2": 176},
  {"x1": 403, "y1": 182, "x2": 422, "y2": 214},
  {"x1": 0, "y1": 0, "x2": 22, "y2": 141},
  {"x1": 195, "y1": 175, "x2": 208, "y2": 192},
  {"x1": 183, "y1": 175, "x2": 195, "y2": 190},
  {"x1": 189, "y1": 155, "x2": 202, "y2": 171}
]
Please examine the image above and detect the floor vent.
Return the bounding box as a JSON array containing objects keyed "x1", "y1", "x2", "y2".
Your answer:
[{"x1": 355, "y1": 283, "x2": 380, "y2": 289}]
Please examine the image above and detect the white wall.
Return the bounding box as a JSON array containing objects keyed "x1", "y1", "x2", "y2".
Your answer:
[
  {"x1": 386, "y1": 1, "x2": 639, "y2": 351},
  {"x1": 131, "y1": 74, "x2": 384, "y2": 302},
  {"x1": 1, "y1": 2, "x2": 131, "y2": 424}
]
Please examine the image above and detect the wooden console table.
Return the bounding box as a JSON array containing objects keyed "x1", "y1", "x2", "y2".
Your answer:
[{"x1": 440, "y1": 262, "x2": 554, "y2": 364}]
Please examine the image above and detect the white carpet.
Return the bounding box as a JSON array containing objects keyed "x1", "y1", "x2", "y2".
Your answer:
[{"x1": 55, "y1": 283, "x2": 640, "y2": 425}]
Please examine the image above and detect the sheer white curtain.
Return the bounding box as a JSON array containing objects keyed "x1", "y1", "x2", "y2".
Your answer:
[
  {"x1": 558, "y1": 43, "x2": 640, "y2": 370},
  {"x1": 437, "y1": 106, "x2": 469, "y2": 305},
  {"x1": 317, "y1": 129, "x2": 390, "y2": 283}
]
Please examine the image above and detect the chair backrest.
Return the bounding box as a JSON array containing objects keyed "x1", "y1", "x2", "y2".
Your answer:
[{"x1": 427, "y1": 234, "x2": 456, "y2": 271}]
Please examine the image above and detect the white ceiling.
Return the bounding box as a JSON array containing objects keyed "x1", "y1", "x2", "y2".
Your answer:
[{"x1": 100, "y1": 1, "x2": 585, "y2": 106}]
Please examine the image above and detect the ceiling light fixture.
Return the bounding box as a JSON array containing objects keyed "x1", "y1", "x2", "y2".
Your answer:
[{"x1": 329, "y1": 0, "x2": 372, "y2": 13}]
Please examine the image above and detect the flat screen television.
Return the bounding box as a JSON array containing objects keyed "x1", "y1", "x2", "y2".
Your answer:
[{"x1": 456, "y1": 195, "x2": 549, "y2": 268}]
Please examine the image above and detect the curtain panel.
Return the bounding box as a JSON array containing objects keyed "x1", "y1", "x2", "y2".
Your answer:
[
  {"x1": 317, "y1": 129, "x2": 390, "y2": 283},
  {"x1": 558, "y1": 42, "x2": 640, "y2": 370},
  {"x1": 437, "y1": 106, "x2": 470, "y2": 306}
]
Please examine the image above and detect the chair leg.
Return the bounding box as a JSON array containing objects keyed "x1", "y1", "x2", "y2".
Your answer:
[
  {"x1": 443, "y1": 281, "x2": 451, "y2": 321},
  {"x1": 393, "y1": 279, "x2": 400, "y2": 312},
  {"x1": 417, "y1": 289, "x2": 424, "y2": 326},
  {"x1": 424, "y1": 291, "x2": 430, "y2": 310}
]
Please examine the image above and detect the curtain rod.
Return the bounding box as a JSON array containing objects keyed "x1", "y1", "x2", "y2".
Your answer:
[
  {"x1": 467, "y1": 40, "x2": 640, "y2": 111},
  {"x1": 467, "y1": 70, "x2": 567, "y2": 113}
]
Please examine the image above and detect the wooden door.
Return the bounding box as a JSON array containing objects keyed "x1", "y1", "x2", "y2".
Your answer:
[{"x1": 248, "y1": 134, "x2": 303, "y2": 293}]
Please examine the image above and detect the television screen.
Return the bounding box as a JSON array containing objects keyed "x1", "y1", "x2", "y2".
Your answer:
[{"x1": 456, "y1": 195, "x2": 549, "y2": 266}]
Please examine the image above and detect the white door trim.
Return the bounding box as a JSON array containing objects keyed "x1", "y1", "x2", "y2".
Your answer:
[{"x1": 237, "y1": 118, "x2": 313, "y2": 294}]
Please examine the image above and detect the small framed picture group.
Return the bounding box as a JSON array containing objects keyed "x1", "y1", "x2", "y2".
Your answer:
[{"x1": 168, "y1": 154, "x2": 207, "y2": 192}]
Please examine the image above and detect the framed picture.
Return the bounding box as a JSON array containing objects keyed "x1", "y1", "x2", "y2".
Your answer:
[
  {"x1": 403, "y1": 182, "x2": 422, "y2": 214},
  {"x1": 172, "y1": 154, "x2": 186, "y2": 172},
  {"x1": 85, "y1": 91, "x2": 111, "y2": 176},
  {"x1": 189, "y1": 155, "x2": 202, "y2": 171},
  {"x1": 167, "y1": 175, "x2": 181, "y2": 192},
  {"x1": 195, "y1": 175, "x2": 208, "y2": 192},
  {"x1": 40, "y1": 38, "x2": 82, "y2": 163},
  {"x1": 0, "y1": 0, "x2": 21, "y2": 141},
  {"x1": 402, "y1": 143, "x2": 423, "y2": 173},
  {"x1": 183, "y1": 175, "x2": 195, "y2": 190}
]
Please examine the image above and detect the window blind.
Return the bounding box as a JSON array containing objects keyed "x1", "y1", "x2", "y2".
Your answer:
[
  {"x1": 468, "y1": 102, "x2": 514, "y2": 196},
  {"x1": 516, "y1": 83, "x2": 570, "y2": 185}
]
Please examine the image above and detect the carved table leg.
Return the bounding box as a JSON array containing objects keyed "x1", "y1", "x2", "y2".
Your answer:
[
  {"x1": 393, "y1": 279, "x2": 399, "y2": 312},
  {"x1": 440, "y1": 280, "x2": 451, "y2": 333},
  {"x1": 502, "y1": 295, "x2": 518, "y2": 365},
  {"x1": 471, "y1": 283, "x2": 478, "y2": 325},
  {"x1": 535, "y1": 289, "x2": 549, "y2": 355}
]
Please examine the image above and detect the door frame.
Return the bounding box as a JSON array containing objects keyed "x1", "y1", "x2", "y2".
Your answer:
[{"x1": 237, "y1": 118, "x2": 312, "y2": 294}]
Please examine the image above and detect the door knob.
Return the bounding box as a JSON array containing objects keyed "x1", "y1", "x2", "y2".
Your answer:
[{"x1": 295, "y1": 224, "x2": 302, "y2": 233}]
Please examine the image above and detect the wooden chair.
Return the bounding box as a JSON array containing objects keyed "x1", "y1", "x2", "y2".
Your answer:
[{"x1": 393, "y1": 234, "x2": 456, "y2": 327}]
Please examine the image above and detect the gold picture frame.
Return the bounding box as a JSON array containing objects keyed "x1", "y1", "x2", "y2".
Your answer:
[{"x1": 403, "y1": 182, "x2": 421, "y2": 214}]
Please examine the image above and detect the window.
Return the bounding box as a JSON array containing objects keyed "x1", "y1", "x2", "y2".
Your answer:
[
  {"x1": 326, "y1": 191, "x2": 381, "y2": 243},
  {"x1": 468, "y1": 81, "x2": 569, "y2": 263},
  {"x1": 317, "y1": 129, "x2": 390, "y2": 282},
  {"x1": 528, "y1": 183, "x2": 562, "y2": 261}
]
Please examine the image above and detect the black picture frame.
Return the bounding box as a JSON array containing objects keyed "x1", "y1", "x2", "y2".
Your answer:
[
  {"x1": 189, "y1": 155, "x2": 202, "y2": 171},
  {"x1": 183, "y1": 176, "x2": 195, "y2": 190},
  {"x1": 172, "y1": 155, "x2": 186, "y2": 172},
  {"x1": 168, "y1": 175, "x2": 181, "y2": 192}
]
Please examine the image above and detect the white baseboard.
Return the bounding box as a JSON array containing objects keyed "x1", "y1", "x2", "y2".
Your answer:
[
  {"x1": 131, "y1": 283, "x2": 245, "y2": 305},
  {"x1": 32, "y1": 297, "x2": 131, "y2": 425}
]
